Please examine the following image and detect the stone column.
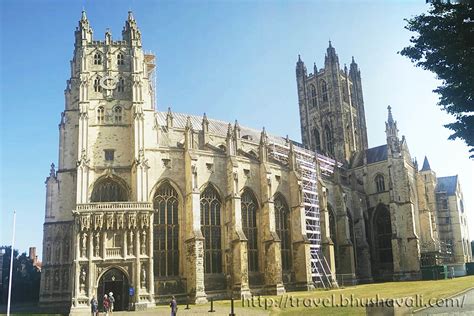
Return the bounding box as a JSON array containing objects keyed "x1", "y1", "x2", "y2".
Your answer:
[
  {"x1": 226, "y1": 158, "x2": 251, "y2": 298},
  {"x1": 259, "y1": 162, "x2": 284, "y2": 295},
  {"x1": 183, "y1": 131, "x2": 207, "y2": 303},
  {"x1": 288, "y1": 170, "x2": 314, "y2": 290},
  {"x1": 148, "y1": 213, "x2": 154, "y2": 304},
  {"x1": 334, "y1": 187, "x2": 356, "y2": 285},
  {"x1": 319, "y1": 185, "x2": 336, "y2": 276}
]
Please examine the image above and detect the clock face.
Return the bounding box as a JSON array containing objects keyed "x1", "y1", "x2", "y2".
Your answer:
[{"x1": 100, "y1": 75, "x2": 118, "y2": 90}]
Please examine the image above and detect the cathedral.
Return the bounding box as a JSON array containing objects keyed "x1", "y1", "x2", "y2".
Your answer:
[{"x1": 40, "y1": 12, "x2": 472, "y2": 313}]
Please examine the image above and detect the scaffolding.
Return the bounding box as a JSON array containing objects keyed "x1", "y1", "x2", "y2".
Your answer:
[{"x1": 268, "y1": 141, "x2": 338, "y2": 288}]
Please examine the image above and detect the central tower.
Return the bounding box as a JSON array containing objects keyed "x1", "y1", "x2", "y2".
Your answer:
[{"x1": 296, "y1": 43, "x2": 368, "y2": 163}]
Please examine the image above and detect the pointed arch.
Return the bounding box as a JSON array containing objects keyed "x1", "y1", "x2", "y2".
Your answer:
[
  {"x1": 93, "y1": 52, "x2": 102, "y2": 65},
  {"x1": 324, "y1": 124, "x2": 334, "y2": 156},
  {"x1": 97, "y1": 106, "x2": 105, "y2": 123},
  {"x1": 117, "y1": 52, "x2": 125, "y2": 65},
  {"x1": 313, "y1": 128, "x2": 321, "y2": 152},
  {"x1": 113, "y1": 105, "x2": 123, "y2": 123},
  {"x1": 373, "y1": 204, "x2": 393, "y2": 274},
  {"x1": 153, "y1": 181, "x2": 179, "y2": 277},
  {"x1": 320, "y1": 79, "x2": 328, "y2": 102},
  {"x1": 94, "y1": 76, "x2": 102, "y2": 92},
  {"x1": 274, "y1": 193, "x2": 291, "y2": 271},
  {"x1": 310, "y1": 83, "x2": 317, "y2": 107},
  {"x1": 200, "y1": 184, "x2": 223, "y2": 274},
  {"x1": 375, "y1": 174, "x2": 386, "y2": 193},
  {"x1": 241, "y1": 187, "x2": 259, "y2": 272},
  {"x1": 90, "y1": 176, "x2": 129, "y2": 202},
  {"x1": 117, "y1": 77, "x2": 125, "y2": 92}
]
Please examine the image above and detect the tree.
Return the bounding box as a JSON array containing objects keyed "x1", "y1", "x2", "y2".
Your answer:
[
  {"x1": 400, "y1": 1, "x2": 474, "y2": 158},
  {"x1": 0, "y1": 247, "x2": 40, "y2": 304}
]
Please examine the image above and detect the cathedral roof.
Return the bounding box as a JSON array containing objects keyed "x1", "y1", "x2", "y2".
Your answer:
[
  {"x1": 420, "y1": 156, "x2": 431, "y2": 171},
  {"x1": 366, "y1": 144, "x2": 388, "y2": 164},
  {"x1": 156, "y1": 111, "x2": 290, "y2": 146},
  {"x1": 436, "y1": 175, "x2": 458, "y2": 196}
]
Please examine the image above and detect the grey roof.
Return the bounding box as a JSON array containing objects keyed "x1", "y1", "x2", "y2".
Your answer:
[
  {"x1": 155, "y1": 111, "x2": 289, "y2": 146},
  {"x1": 436, "y1": 175, "x2": 458, "y2": 196},
  {"x1": 366, "y1": 144, "x2": 388, "y2": 164},
  {"x1": 420, "y1": 156, "x2": 431, "y2": 171}
]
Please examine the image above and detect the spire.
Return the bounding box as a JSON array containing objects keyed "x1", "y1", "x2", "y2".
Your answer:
[
  {"x1": 128, "y1": 10, "x2": 135, "y2": 21},
  {"x1": 122, "y1": 10, "x2": 141, "y2": 46},
  {"x1": 387, "y1": 105, "x2": 394, "y2": 125},
  {"x1": 81, "y1": 10, "x2": 88, "y2": 22},
  {"x1": 313, "y1": 62, "x2": 318, "y2": 74},
  {"x1": 421, "y1": 156, "x2": 431, "y2": 171},
  {"x1": 296, "y1": 54, "x2": 306, "y2": 77},
  {"x1": 385, "y1": 105, "x2": 400, "y2": 153},
  {"x1": 166, "y1": 107, "x2": 173, "y2": 129},
  {"x1": 75, "y1": 10, "x2": 93, "y2": 47},
  {"x1": 349, "y1": 56, "x2": 360, "y2": 77},
  {"x1": 325, "y1": 40, "x2": 339, "y2": 69},
  {"x1": 49, "y1": 163, "x2": 56, "y2": 178}
]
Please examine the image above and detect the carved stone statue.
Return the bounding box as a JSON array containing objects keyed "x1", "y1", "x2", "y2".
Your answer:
[
  {"x1": 141, "y1": 231, "x2": 147, "y2": 255},
  {"x1": 128, "y1": 231, "x2": 134, "y2": 255},
  {"x1": 141, "y1": 263, "x2": 146, "y2": 288},
  {"x1": 53, "y1": 270, "x2": 60, "y2": 290},
  {"x1": 80, "y1": 267, "x2": 87, "y2": 292},
  {"x1": 81, "y1": 233, "x2": 87, "y2": 257},
  {"x1": 94, "y1": 232, "x2": 100, "y2": 257}
]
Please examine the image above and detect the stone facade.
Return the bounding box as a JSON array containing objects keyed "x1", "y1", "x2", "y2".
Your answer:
[{"x1": 39, "y1": 11, "x2": 471, "y2": 313}]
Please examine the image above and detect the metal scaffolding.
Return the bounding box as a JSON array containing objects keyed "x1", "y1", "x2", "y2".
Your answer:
[{"x1": 268, "y1": 141, "x2": 338, "y2": 288}]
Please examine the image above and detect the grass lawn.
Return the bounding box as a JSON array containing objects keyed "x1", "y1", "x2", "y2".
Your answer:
[{"x1": 214, "y1": 275, "x2": 474, "y2": 315}]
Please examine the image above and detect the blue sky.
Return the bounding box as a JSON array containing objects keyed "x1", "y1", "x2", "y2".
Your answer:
[{"x1": 1, "y1": 0, "x2": 473, "y2": 257}]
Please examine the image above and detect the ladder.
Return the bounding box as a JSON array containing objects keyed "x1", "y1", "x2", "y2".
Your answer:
[{"x1": 268, "y1": 141, "x2": 338, "y2": 289}]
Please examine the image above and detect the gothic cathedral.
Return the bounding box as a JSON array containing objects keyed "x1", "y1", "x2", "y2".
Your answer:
[{"x1": 40, "y1": 12, "x2": 472, "y2": 313}]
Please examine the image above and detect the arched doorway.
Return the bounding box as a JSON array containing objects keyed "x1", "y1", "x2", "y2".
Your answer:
[
  {"x1": 98, "y1": 268, "x2": 129, "y2": 311},
  {"x1": 373, "y1": 205, "x2": 394, "y2": 279}
]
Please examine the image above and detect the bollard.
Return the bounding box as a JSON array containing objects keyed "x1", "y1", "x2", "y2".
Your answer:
[
  {"x1": 209, "y1": 298, "x2": 215, "y2": 312},
  {"x1": 185, "y1": 295, "x2": 190, "y2": 310},
  {"x1": 229, "y1": 296, "x2": 235, "y2": 316}
]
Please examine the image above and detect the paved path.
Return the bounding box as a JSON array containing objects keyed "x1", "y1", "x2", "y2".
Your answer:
[
  {"x1": 110, "y1": 304, "x2": 270, "y2": 316},
  {"x1": 415, "y1": 288, "x2": 474, "y2": 315}
]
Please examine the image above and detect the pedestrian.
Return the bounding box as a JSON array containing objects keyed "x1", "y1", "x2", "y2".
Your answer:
[
  {"x1": 170, "y1": 295, "x2": 178, "y2": 316},
  {"x1": 90, "y1": 296, "x2": 98, "y2": 316},
  {"x1": 108, "y1": 292, "x2": 115, "y2": 313},
  {"x1": 103, "y1": 294, "x2": 110, "y2": 316}
]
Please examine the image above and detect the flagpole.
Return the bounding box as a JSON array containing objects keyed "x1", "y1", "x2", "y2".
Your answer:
[{"x1": 7, "y1": 210, "x2": 16, "y2": 316}]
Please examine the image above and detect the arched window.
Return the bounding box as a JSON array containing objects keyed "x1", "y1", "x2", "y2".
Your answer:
[
  {"x1": 324, "y1": 125, "x2": 334, "y2": 156},
  {"x1": 117, "y1": 53, "x2": 124, "y2": 65},
  {"x1": 375, "y1": 206, "x2": 393, "y2": 264},
  {"x1": 91, "y1": 178, "x2": 128, "y2": 202},
  {"x1": 94, "y1": 53, "x2": 102, "y2": 65},
  {"x1": 274, "y1": 194, "x2": 291, "y2": 271},
  {"x1": 375, "y1": 174, "x2": 385, "y2": 193},
  {"x1": 117, "y1": 77, "x2": 125, "y2": 93},
  {"x1": 97, "y1": 106, "x2": 105, "y2": 124},
  {"x1": 200, "y1": 185, "x2": 222, "y2": 274},
  {"x1": 321, "y1": 80, "x2": 328, "y2": 102},
  {"x1": 242, "y1": 188, "x2": 259, "y2": 272},
  {"x1": 314, "y1": 128, "x2": 321, "y2": 152},
  {"x1": 94, "y1": 77, "x2": 102, "y2": 92},
  {"x1": 153, "y1": 182, "x2": 179, "y2": 277},
  {"x1": 310, "y1": 84, "x2": 317, "y2": 107},
  {"x1": 114, "y1": 106, "x2": 122, "y2": 123}
]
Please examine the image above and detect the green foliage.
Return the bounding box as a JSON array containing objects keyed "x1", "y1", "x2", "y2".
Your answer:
[
  {"x1": 400, "y1": 1, "x2": 474, "y2": 158},
  {"x1": 1, "y1": 247, "x2": 41, "y2": 304}
]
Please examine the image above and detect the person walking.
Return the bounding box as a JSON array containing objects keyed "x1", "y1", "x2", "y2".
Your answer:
[
  {"x1": 170, "y1": 295, "x2": 178, "y2": 316},
  {"x1": 90, "y1": 296, "x2": 98, "y2": 316},
  {"x1": 108, "y1": 292, "x2": 115, "y2": 314},
  {"x1": 103, "y1": 294, "x2": 110, "y2": 316}
]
